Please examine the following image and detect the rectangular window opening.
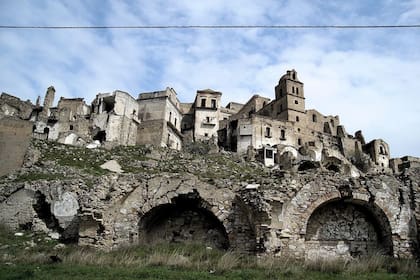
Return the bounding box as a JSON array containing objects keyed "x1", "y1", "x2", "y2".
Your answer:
[
  {"x1": 266, "y1": 149, "x2": 273, "y2": 159},
  {"x1": 211, "y1": 99, "x2": 216, "y2": 108}
]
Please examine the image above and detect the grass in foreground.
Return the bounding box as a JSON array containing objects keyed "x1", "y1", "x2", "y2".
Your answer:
[
  {"x1": 1, "y1": 263, "x2": 418, "y2": 280},
  {"x1": 0, "y1": 227, "x2": 418, "y2": 280}
]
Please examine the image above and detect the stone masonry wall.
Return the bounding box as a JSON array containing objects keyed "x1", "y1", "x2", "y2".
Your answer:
[
  {"x1": 0, "y1": 140, "x2": 418, "y2": 260},
  {"x1": 0, "y1": 117, "x2": 32, "y2": 176}
]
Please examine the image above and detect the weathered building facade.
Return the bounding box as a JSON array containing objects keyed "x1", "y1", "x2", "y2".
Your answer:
[
  {"x1": 0, "y1": 69, "x2": 420, "y2": 261},
  {"x1": 137, "y1": 88, "x2": 183, "y2": 150},
  {"x1": 0, "y1": 69, "x2": 413, "y2": 171}
]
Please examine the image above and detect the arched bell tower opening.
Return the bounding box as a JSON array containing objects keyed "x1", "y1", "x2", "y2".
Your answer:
[
  {"x1": 138, "y1": 191, "x2": 229, "y2": 250},
  {"x1": 305, "y1": 199, "x2": 393, "y2": 259}
]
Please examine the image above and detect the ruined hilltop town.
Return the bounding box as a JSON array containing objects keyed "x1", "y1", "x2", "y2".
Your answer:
[
  {"x1": 1, "y1": 69, "x2": 417, "y2": 174},
  {"x1": 0, "y1": 70, "x2": 419, "y2": 260}
]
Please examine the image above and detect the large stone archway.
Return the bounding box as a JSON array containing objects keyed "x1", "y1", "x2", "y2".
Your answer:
[
  {"x1": 304, "y1": 198, "x2": 393, "y2": 259},
  {"x1": 138, "y1": 191, "x2": 230, "y2": 249}
]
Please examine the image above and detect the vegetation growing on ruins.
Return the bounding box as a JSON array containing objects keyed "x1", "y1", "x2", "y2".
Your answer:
[{"x1": 1, "y1": 139, "x2": 268, "y2": 185}]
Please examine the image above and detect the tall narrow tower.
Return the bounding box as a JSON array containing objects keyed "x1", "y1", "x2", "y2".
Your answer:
[
  {"x1": 274, "y1": 69, "x2": 306, "y2": 123},
  {"x1": 39, "y1": 86, "x2": 55, "y2": 121}
]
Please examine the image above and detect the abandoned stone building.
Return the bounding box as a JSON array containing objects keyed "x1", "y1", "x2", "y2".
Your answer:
[
  {"x1": 0, "y1": 69, "x2": 408, "y2": 173},
  {"x1": 1, "y1": 69, "x2": 420, "y2": 261}
]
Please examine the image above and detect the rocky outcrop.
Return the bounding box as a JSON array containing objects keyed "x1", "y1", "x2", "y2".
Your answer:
[{"x1": 0, "y1": 139, "x2": 418, "y2": 260}]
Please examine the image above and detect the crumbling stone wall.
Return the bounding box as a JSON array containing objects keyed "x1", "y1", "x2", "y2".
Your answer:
[
  {"x1": 0, "y1": 117, "x2": 32, "y2": 176},
  {"x1": 305, "y1": 201, "x2": 387, "y2": 259},
  {"x1": 0, "y1": 141, "x2": 418, "y2": 260},
  {"x1": 0, "y1": 93, "x2": 34, "y2": 120}
]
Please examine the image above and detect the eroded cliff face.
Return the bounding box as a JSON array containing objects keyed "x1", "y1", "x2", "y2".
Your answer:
[{"x1": 0, "y1": 140, "x2": 419, "y2": 260}]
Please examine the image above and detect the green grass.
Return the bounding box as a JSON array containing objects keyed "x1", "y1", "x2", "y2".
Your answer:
[
  {"x1": 12, "y1": 172, "x2": 67, "y2": 182},
  {"x1": 0, "y1": 225, "x2": 59, "y2": 256},
  {"x1": 0, "y1": 225, "x2": 418, "y2": 280},
  {"x1": 0, "y1": 264, "x2": 418, "y2": 280}
]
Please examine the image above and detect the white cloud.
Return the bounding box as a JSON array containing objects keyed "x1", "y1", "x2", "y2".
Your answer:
[{"x1": 399, "y1": 0, "x2": 420, "y2": 23}]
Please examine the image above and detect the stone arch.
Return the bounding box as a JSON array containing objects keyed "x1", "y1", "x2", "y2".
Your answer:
[
  {"x1": 138, "y1": 191, "x2": 230, "y2": 249},
  {"x1": 297, "y1": 160, "x2": 320, "y2": 171},
  {"x1": 303, "y1": 198, "x2": 393, "y2": 258},
  {"x1": 278, "y1": 146, "x2": 298, "y2": 158}
]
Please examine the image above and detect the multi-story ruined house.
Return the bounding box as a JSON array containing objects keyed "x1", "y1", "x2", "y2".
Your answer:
[
  {"x1": 218, "y1": 69, "x2": 389, "y2": 170},
  {"x1": 0, "y1": 69, "x2": 415, "y2": 173},
  {"x1": 137, "y1": 87, "x2": 183, "y2": 150}
]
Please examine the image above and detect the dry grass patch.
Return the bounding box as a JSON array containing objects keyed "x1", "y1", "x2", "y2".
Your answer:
[{"x1": 216, "y1": 252, "x2": 241, "y2": 271}]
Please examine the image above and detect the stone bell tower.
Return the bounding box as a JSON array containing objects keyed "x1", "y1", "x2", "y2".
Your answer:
[{"x1": 274, "y1": 69, "x2": 306, "y2": 123}]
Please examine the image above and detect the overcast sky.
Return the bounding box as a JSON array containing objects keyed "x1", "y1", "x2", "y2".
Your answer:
[{"x1": 0, "y1": 0, "x2": 419, "y2": 157}]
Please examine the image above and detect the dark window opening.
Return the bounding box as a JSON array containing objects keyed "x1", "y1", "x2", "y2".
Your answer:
[
  {"x1": 174, "y1": 118, "x2": 177, "y2": 126},
  {"x1": 103, "y1": 97, "x2": 115, "y2": 113},
  {"x1": 292, "y1": 86, "x2": 295, "y2": 93},
  {"x1": 206, "y1": 116, "x2": 210, "y2": 123},
  {"x1": 280, "y1": 104, "x2": 283, "y2": 112},
  {"x1": 279, "y1": 88, "x2": 283, "y2": 97},
  {"x1": 201, "y1": 98, "x2": 206, "y2": 107},
  {"x1": 169, "y1": 112, "x2": 172, "y2": 122},
  {"x1": 265, "y1": 127, "x2": 271, "y2": 138},
  {"x1": 32, "y1": 125, "x2": 36, "y2": 132},
  {"x1": 204, "y1": 133, "x2": 209, "y2": 137},
  {"x1": 43, "y1": 127, "x2": 50, "y2": 139},
  {"x1": 298, "y1": 138, "x2": 302, "y2": 145},
  {"x1": 312, "y1": 114, "x2": 317, "y2": 122},
  {"x1": 295, "y1": 100, "x2": 298, "y2": 104},
  {"x1": 379, "y1": 146, "x2": 387, "y2": 155},
  {"x1": 292, "y1": 72, "x2": 296, "y2": 80},
  {"x1": 266, "y1": 149, "x2": 273, "y2": 159},
  {"x1": 296, "y1": 88, "x2": 299, "y2": 94},
  {"x1": 296, "y1": 116, "x2": 299, "y2": 122},
  {"x1": 211, "y1": 99, "x2": 216, "y2": 108},
  {"x1": 280, "y1": 129, "x2": 286, "y2": 140},
  {"x1": 69, "y1": 125, "x2": 74, "y2": 130},
  {"x1": 324, "y1": 122, "x2": 332, "y2": 134}
]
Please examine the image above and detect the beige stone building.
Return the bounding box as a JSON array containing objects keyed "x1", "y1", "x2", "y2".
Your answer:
[
  {"x1": 137, "y1": 87, "x2": 183, "y2": 150},
  {"x1": 0, "y1": 68, "x2": 411, "y2": 172},
  {"x1": 192, "y1": 89, "x2": 222, "y2": 142},
  {"x1": 218, "y1": 70, "x2": 378, "y2": 169},
  {"x1": 91, "y1": 90, "x2": 139, "y2": 146}
]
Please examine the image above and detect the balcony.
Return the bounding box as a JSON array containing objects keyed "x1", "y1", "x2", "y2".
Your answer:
[{"x1": 202, "y1": 117, "x2": 216, "y2": 126}]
